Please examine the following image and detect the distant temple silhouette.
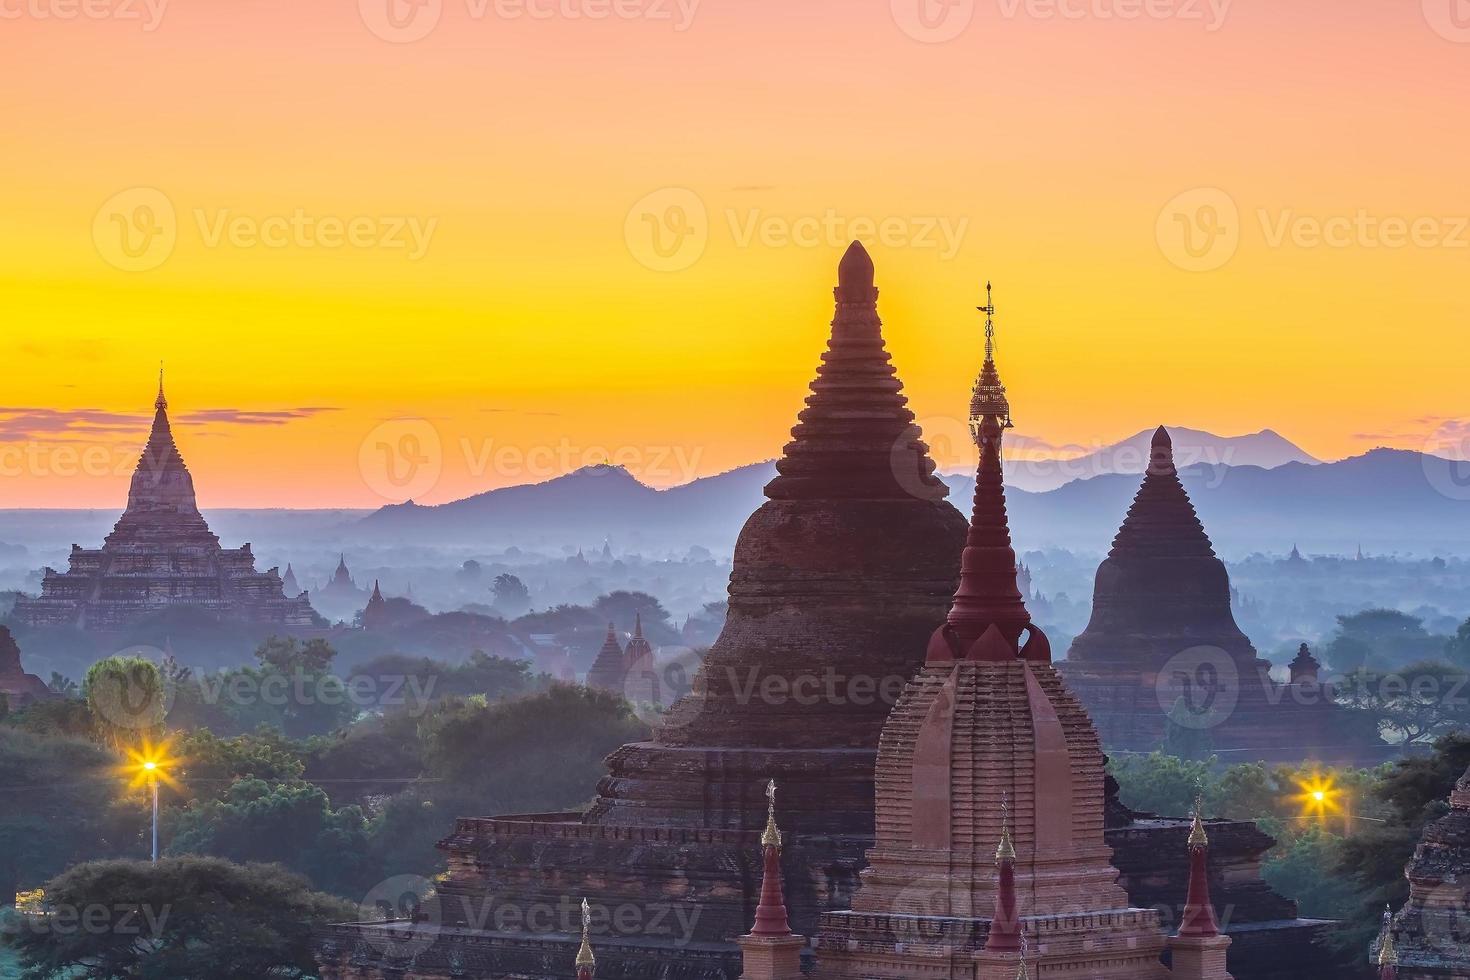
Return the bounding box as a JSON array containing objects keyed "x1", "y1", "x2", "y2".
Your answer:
[
  {"x1": 0, "y1": 626, "x2": 52, "y2": 708},
  {"x1": 11, "y1": 375, "x2": 317, "y2": 631},
  {"x1": 1058, "y1": 426, "x2": 1386, "y2": 765}
]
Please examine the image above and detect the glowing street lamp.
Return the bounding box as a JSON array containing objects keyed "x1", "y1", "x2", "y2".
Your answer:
[
  {"x1": 1293, "y1": 773, "x2": 1342, "y2": 827},
  {"x1": 123, "y1": 739, "x2": 178, "y2": 863}
]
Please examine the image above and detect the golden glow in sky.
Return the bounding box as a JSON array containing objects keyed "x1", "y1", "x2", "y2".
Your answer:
[{"x1": 3, "y1": 0, "x2": 1469, "y2": 507}]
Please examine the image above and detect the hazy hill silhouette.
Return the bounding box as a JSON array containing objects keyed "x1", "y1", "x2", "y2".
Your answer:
[
  {"x1": 357, "y1": 447, "x2": 1470, "y2": 556},
  {"x1": 998, "y1": 426, "x2": 1318, "y2": 493}
]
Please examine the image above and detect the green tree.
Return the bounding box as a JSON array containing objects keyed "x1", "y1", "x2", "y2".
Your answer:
[
  {"x1": 491, "y1": 573, "x2": 531, "y2": 616},
  {"x1": 166, "y1": 779, "x2": 376, "y2": 897},
  {"x1": 1446, "y1": 616, "x2": 1470, "y2": 670},
  {"x1": 254, "y1": 636, "x2": 337, "y2": 675},
  {"x1": 421, "y1": 683, "x2": 649, "y2": 815},
  {"x1": 1327, "y1": 609, "x2": 1445, "y2": 670},
  {"x1": 7, "y1": 857, "x2": 352, "y2": 980},
  {"x1": 1260, "y1": 824, "x2": 1361, "y2": 920},
  {"x1": 83, "y1": 656, "x2": 166, "y2": 749},
  {"x1": 0, "y1": 729, "x2": 145, "y2": 913},
  {"x1": 1105, "y1": 752, "x2": 1214, "y2": 817},
  {"x1": 1334, "y1": 662, "x2": 1470, "y2": 744}
]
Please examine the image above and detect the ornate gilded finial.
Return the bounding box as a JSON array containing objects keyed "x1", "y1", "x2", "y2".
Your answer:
[
  {"x1": 996, "y1": 792, "x2": 1016, "y2": 862},
  {"x1": 1378, "y1": 905, "x2": 1397, "y2": 966},
  {"x1": 968, "y1": 281, "x2": 1013, "y2": 442},
  {"x1": 978, "y1": 280, "x2": 996, "y2": 361},
  {"x1": 761, "y1": 778, "x2": 782, "y2": 849},
  {"x1": 575, "y1": 897, "x2": 596, "y2": 971},
  {"x1": 155, "y1": 361, "x2": 167, "y2": 410},
  {"x1": 1188, "y1": 794, "x2": 1209, "y2": 849}
]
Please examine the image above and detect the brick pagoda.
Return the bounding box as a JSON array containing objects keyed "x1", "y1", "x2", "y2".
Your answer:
[
  {"x1": 0, "y1": 626, "x2": 52, "y2": 709},
  {"x1": 1377, "y1": 765, "x2": 1470, "y2": 978},
  {"x1": 10, "y1": 376, "x2": 318, "y2": 632},
  {"x1": 1058, "y1": 426, "x2": 1386, "y2": 765}
]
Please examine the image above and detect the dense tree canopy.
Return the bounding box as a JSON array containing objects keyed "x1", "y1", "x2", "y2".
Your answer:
[{"x1": 7, "y1": 857, "x2": 352, "y2": 980}]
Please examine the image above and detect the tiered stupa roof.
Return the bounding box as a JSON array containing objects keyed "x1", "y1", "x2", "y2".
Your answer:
[
  {"x1": 1380, "y1": 765, "x2": 1470, "y2": 977},
  {"x1": 585, "y1": 623, "x2": 625, "y2": 692}
]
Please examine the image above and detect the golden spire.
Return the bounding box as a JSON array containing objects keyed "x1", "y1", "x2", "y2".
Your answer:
[
  {"x1": 575, "y1": 898, "x2": 596, "y2": 971},
  {"x1": 1188, "y1": 794, "x2": 1209, "y2": 848},
  {"x1": 1378, "y1": 905, "x2": 1398, "y2": 967},
  {"x1": 996, "y1": 793, "x2": 1016, "y2": 862},
  {"x1": 761, "y1": 778, "x2": 782, "y2": 849}
]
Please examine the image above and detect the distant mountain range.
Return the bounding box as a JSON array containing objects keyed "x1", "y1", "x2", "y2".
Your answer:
[
  {"x1": 994, "y1": 426, "x2": 1318, "y2": 493},
  {"x1": 357, "y1": 436, "x2": 1470, "y2": 556}
]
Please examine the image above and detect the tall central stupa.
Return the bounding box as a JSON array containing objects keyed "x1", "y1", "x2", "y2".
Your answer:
[{"x1": 317, "y1": 242, "x2": 968, "y2": 979}]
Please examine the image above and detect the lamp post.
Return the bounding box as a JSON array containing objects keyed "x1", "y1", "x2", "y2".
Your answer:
[
  {"x1": 125, "y1": 742, "x2": 174, "y2": 864},
  {"x1": 143, "y1": 760, "x2": 160, "y2": 863}
]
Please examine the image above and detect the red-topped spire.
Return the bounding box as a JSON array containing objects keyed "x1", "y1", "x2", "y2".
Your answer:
[
  {"x1": 751, "y1": 779, "x2": 792, "y2": 937},
  {"x1": 935, "y1": 283, "x2": 1034, "y2": 657},
  {"x1": 1178, "y1": 797, "x2": 1221, "y2": 938},
  {"x1": 985, "y1": 796, "x2": 1022, "y2": 953}
]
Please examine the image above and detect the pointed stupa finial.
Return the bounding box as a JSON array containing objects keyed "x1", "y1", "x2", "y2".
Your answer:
[
  {"x1": 761, "y1": 778, "x2": 782, "y2": 849},
  {"x1": 633, "y1": 612, "x2": 644, "y2": 639},
  {"x1": 1377, "y1": 905, "x2": 1397, "y2": 967},
  {"x1": 156, "y1": 361, "x2": 167, "y2": 410},
  {"x1": 1189, "y1": 794, "x2": 1209, "y2": 848},
  {"x1": 1148, "y1": 425, "x2": 1175, "y2": 476},
  {"x1": 996, "y1": 792, "x2": 1016, "y2": 862},
  {"x1": 969, "y1": 281, "x2": 1012, "y2": 439},
  {"x1": 835, "y1": 240, "x2": 875, "y2": 302},
  {"x1": 575, "y1": 897, "x2": 596, "y2": 975},
  {"x1": 979, "y1": 280, "x2": 996, "y2": 362}
]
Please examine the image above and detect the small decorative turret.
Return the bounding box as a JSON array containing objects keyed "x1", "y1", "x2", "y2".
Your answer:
[
  {"x1": 986, "y1": 796, "x2": 1022, "y2": 953},
  {"x1": 738, "y1": 780, "x2": 804, "y2": 979},
  {"x1": 575, "y1": 897, "x2": 595, "y2": 980},
  {"x1": 586, "y1": 623, "x2": 626, "y2": 693},
  {"x1": 1289, "y1": 643, "x2": 1321, "y2": 685},
  {"x1": 1169, "y1": 797, "x2": 1233, "y2": 978}
]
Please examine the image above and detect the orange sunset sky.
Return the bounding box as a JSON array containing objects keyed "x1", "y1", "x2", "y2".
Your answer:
[{"x1": 2, "y1": 0, "x2": 1468, "y2": 508}]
